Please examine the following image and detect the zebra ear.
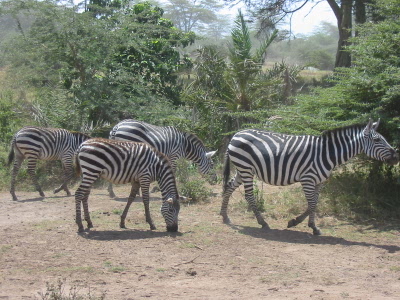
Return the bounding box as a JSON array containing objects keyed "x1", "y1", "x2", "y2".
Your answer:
[
  {"x1": 372, "y1": 118, "x2": 380, "y2": 130},
  {"x1": 180, "y1": 196, "x2": 192, "y2": 202},
  {"x1": 206, "y1": 150, "x2": 217, "y2": 158},
  {"x1": 364, "y1": 119, "x2": 373, "y2": 134}
]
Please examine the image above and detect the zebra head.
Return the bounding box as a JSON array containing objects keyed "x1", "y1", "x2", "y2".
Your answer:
[
  {"x1": 161, "y1": 197, "x2": 180, "y2": 232},
  {"x1": 362, "y1": 119, "x2": 399, "y2": 165},
  {"x1": 185, "y1": 133, "x2": 218, "y2": 183}
]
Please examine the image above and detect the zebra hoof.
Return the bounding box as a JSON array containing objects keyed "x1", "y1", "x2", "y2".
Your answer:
[
  {"x1": 261, "y1": 223, "x2": 270, "y2": 230},
  {"x1": 221, "y1": 216, "x2": 231, "y2": 224},
  {"x1": 78, "y1": 227, "x2": 85, "y2": 233},
  {"x1": 120, "y1": 223, "x2": 126, "y2": 229},
  {"x1": 313, "y1": 228, "x2": 322, "y2": 236},
  {"x1": 39, "y1": 191, "x2": 45, "y2": 198},
  {"x1": 287, "y1": 219, "x2": 297, "y2": 228}
]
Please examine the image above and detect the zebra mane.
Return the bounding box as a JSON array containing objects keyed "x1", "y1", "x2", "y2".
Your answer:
[
  {"x1": 185, "y1": 132, "x2": 207, "y2": 147},
  {"x1": 321, "y1": 124, "x2": 366, "y2": 136},
  {"x1": 70, "y1": 131, "x2": 91, "y2": 139}
]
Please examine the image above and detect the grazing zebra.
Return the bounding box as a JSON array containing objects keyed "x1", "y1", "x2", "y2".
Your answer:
[
  {"x1": 74, "y1": 138, "x2": 182, "y2": 232},
  {"x1": 107, "y1": 119, "x2": 217, "y2": 198},
  {"x1": 8, "y1": 126, "x2": 90, "y2": 201},
  {"x1": 221, "y1": 119, "x2": 399, "y2": 235}
]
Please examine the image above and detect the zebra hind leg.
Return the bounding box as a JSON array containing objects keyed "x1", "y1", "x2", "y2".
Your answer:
[
  {"x1": 10, "y1": 154, "x2": 24, "y2": 201},
  {"x1": 107, "y1": 182, "x2": 116, "y2": 198},
  {"x1": 220, "y1": 174, "x2": 242, "y2": 224},
  {"x1": 243, "y1": 177, "x2": 269, "y2": 229},
  {"x1": 27, "y1": 158, "x2": 45, "y2": 198},
  {"x1": 54, "y1": 158, "x2": 73, "y2": 196},
  {"x1": 75, "y1": 174, "x2": 99, "y2": 232}
]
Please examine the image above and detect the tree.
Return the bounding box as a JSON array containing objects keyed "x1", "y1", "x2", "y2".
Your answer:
[
  {"x1": 182, "y1": 10, "x2": 301, "y2": 148},
  {"x1": 163, "y1": 0, "x2": 223, "y2": 33},
  {"x1": 0, "y1": 0, "x2": 195, "y2": 128},
  {"x1": 234, "y1": 0, "x2": 375, "y2": 68}
]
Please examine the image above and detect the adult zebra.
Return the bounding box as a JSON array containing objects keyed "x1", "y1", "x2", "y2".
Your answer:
[
  {"x1": 74, "y1": 138, "x2": 183, "y2": 232},
  {"x1": 108, "y1": 119, "x2": 217, "y2": 198},
  {"x1": 8, "y1": 126, "x2": 90, "y2": 201},
  {"x1": 221, "y1": 120, "x2": 399, "y2": 235}
]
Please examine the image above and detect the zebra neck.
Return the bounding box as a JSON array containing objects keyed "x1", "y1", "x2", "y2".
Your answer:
[
  {"x1": 157, "y1": 168, "x2": 179, "y2": 201},
  {"x1": 323, "y1": 126, "x2": 364, "y2": 168}
]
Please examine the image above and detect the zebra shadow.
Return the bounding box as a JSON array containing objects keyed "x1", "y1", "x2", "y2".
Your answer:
[
  {"x1": 231, "y1": 225, "x2": 400, "y2": 253},
  {"x1": 81, "y1": 229, "x2": 182, "y2": 241},
  {"x1": 110, "y1": 196, "x2": 162, "y2": 203},
  {"x1": 16, "y1": 194, "x2": 73, "y2": 203}
]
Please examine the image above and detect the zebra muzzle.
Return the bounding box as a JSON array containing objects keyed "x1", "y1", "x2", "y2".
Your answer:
[
  {"x1": 166, "y1": 223, "x2": 178, "y2": 232},
  {"x1": 386, "y1": 152, "x2": 399, "y2": 165}
]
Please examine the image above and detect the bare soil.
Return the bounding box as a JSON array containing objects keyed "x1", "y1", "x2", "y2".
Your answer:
[{"x1": 1, "y1": 183, "x2": 399, "y2": 299}]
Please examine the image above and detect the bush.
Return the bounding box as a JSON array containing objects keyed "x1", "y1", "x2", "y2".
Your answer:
[
  {"x1": 323, "y1": 160, "x2": 400, "y2": 222},
  {"x1": 175, "y1": 159, "x2": 212, "y2": 203}
]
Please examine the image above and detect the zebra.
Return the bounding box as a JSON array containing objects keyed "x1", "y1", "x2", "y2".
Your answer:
[
  {"x1": 8, "y1": 126, "x2": 90, "y2": 201},
  {"x1": 74, "y1": 138, "x2": 183, "y2": 233},
  {"x1": 221, "y1": 119, "x2": 399, "y2": 235},
  {"x1": 107, "y1": 119, "x2": 217, "y2": 198}
]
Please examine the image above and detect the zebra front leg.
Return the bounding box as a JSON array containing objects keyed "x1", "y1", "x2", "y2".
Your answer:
[
  {"x1": 120, "y1": 182, "x2": 140, "y2": 228},
  {"x1": 140, "y1": 182, "x2": 156, "y2": 230},
  {"x1": 288, "y1": 182, "x2": 322, "y2": 235},
  {"x1": 220, "y1": 173, "x2": 242, "y2": 224},
  {"x1": 27, "y1": 158, "x2": 45, "y2": 198},
  {"x1": 10, "y1": 154, "x2": 23, "y2": 201},
  {"x1": 243, "y1": 176, "x2": 269, "y2": 229}
]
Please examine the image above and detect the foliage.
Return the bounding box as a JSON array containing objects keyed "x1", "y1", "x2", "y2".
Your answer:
[
  {"x1": 182, "y1": 10, "x2": 301, "y2": 149},
  {"x1": 269, "y1": 22, "x2": 338, "y2": 70},
  {"x1": 175, "y1": 159, "x2": 213, "y2": 203},
  {"x1": 163, "y1": 0, "x2": 223, "y2": 33},
  {"x1": 323, "y1": 161, "x2": 400, "y2": 221},
  {"x1": 0, "y1": 0, "x2": 195, "y2": 129}
]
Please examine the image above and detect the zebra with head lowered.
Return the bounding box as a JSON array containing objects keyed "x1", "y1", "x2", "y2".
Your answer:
[
  {"x1": 74, "y1": 138, "x2": 183, "y2": 232},
  {"x1": 8, "y1": 126, "x2": 90, "y2": 201},
  {"x1": 221, "y1": 119, "x2": 399, "y2": 235},
  {"x1": 107, "y1": 119, "x2": 217, "y2": 198}
]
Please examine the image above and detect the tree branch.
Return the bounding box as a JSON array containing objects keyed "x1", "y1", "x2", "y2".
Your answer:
[{"x1": 282, "y1": 0, "x2": 310, "y2": 14}]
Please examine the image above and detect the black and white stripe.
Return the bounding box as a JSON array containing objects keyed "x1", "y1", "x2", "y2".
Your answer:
[
  {"x1": 221, "y1": 119, "x2": 398, "y2": 235},
  {"x1": 8, "y1": 126, "x2": 90, "y2": 201},
  {"x1": 74, "y1": 138, "x2": 181, "y2": 232},
  {"x1": 108, "y1": 119, "x2": 217, "y2": 197}
]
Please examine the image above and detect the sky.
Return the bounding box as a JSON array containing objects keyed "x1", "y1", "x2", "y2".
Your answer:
[
  {"x1": 280, "y1": 1, "x2": 337, "y2": 35},
  {"x1": 222, "y1": 0, "x2": 337, "y2": 36}
]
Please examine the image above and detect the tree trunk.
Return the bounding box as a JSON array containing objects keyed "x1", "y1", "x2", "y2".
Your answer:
[{"x1": 327, "y1": 0, "x2": 353, "y2": 68}]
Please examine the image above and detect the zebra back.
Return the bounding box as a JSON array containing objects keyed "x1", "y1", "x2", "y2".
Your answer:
[
  {"x1": 109, "y1": 119, "x2": 217, "y2": 176},
  {"x1": 12, "y1": 126, "x2": 90, "y2": 160}
]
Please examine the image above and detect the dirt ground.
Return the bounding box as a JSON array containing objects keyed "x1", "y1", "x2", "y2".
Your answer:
[{"x1": 1, "y1": 183, "x2": 399, "y2": 300}]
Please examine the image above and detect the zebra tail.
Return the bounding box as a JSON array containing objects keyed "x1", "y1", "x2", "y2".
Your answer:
[
  {"x1": 222, "y1": 152, "x2": 231, "y2": 193},
  {"x1": 7, "y1": 137, "x2": 16, "y2": 167}
]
